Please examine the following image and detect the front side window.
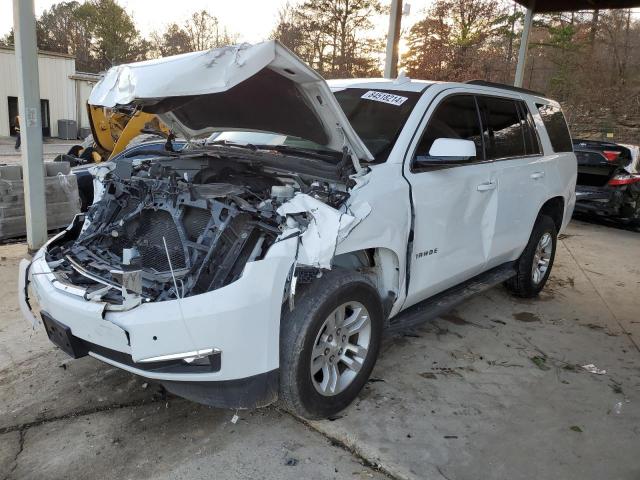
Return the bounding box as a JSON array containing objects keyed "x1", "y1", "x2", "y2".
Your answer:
[
  {"x1": 477, "y1": 97, "x2": 526, "y2": 160},
  {"x1": 414, "y1": 95, "x2": 483, "y2": 163},
  {"x1": 536, "y1": 104, "x2": 573, "y2": 153}
]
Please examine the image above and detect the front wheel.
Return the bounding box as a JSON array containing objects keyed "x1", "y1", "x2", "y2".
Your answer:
[
  {"x1": 279, "y1": 269, "x2": 383, "y2": 420},
  {"x1": 505, "y1": 214, "x2": 557, "y2": 298}
]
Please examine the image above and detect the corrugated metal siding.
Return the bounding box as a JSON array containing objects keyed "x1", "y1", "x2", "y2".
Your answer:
[{"x1": 0, "y1": 50, "x2": 77, "y2": 138}]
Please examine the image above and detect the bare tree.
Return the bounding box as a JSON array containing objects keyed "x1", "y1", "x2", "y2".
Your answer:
[
  {"x1": 402, "y1": 0, "x2": 509, "y2": 81},
  {"x1": 272, "y1": 0, "x2": 383, "y2": 78},
  {"x1": 151, "y1": 23, "x2": 192, "y2": 57},
  {"x1": 184, "y1": 10, "x2": 236, "y2": 51}
]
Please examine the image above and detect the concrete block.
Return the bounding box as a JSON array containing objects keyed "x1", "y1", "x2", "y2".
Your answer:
[
  {"x1": 0, "y1": 163, "x2": 80, "y2": 240},
  {"x1": 0, "y1": 165, "x2": 23, "y2": 181},
  {"x1": 45, "y1": 162, "x2": 71, "y2": 176}
]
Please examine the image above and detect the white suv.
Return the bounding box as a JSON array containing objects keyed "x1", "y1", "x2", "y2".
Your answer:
[{"x1": 19, "y1": 41, "x2": 576, "y2": 419}]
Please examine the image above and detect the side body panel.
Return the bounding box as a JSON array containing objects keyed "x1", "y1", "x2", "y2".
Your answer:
[
  {"x1": 399, "y1": 87, "x2": 499, "y2": 309},
  {"x1": 527, "y1": 98, "x2": 577, "y2": 232},
  {"x1": 487, "y1": 151, "x2": 552, "y2": 266},
  {"x1": 335, "y1": 161, "x2": 411, "y2": 315},
  {"x1": 404, "y1": 162, "x2": 498, "y2": 307},
  {"x1": 390, "y1": 85, "x2": 577, "y2": 313},
  {"x1": 484, "y1": 93, "x2": 552, "y2": 267}
]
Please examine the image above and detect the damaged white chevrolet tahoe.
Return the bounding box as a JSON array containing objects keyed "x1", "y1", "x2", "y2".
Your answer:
[{"x1": 19, "y1": 41, "x2": 576, "y2": 419}]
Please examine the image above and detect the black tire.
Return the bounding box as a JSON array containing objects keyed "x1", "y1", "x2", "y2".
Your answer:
[
  {"x1": 505, "y1": 214, "x2": 557, "y2": 298},
  {"x1": 279, "y1": 269, "x2": 383, "y2": 420}
]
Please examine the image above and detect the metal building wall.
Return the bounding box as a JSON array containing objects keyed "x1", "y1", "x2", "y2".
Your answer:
[
  {"x1": 0, "y1": 47, "x2": 76, "y2": 138},
  {"x1": 77, "y1": 78, "x2": 97, "y2": 130}
]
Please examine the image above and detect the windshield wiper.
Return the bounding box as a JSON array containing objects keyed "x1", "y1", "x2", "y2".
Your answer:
[
  {"x1": 205, "y1": 140, "x2": 258, "y2": 151},
  {"x1": 124, "y1": 149, "x2": 180, "y2": 158},
  {"x1": 251, "y1": 144, "x2": 340, "y2": 163}
]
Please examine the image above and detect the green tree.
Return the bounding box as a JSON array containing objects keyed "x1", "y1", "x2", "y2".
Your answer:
[
  {"x1": 83, "y1": 0, "x2": 149, "y2": 71},
  {"x1": 36, "y1": 1, "x2": 94, "y2": 71},
  {"x1": 0, "y1": 29, "x2": 14, "y2": 47},
  {"x1": 151, "y1": 23, "x2": 192, "y2": 57}
]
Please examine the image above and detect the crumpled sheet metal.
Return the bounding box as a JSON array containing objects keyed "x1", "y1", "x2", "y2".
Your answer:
[
  {"x1": 87, "y1": 40, "x2": 374, "y2": 163},
  {"x1": 277, "y1": 193, "x2": 371, "y2": 269},
  {"x1": 89, "y1": 42, "x2": 272, "y2": 107}
]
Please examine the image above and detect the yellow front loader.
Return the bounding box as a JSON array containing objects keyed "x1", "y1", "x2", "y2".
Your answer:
[{"x1": 86, "y1": 105, "x2": 171, "y2": 161}]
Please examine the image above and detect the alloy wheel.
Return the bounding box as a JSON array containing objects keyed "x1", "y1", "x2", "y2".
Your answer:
[
  {"x1": 310, "y1": 301, "x2": 372, "y2": 396},
  {"x1": 532, "y1": 232, "x2": 553, "y2": 284}
]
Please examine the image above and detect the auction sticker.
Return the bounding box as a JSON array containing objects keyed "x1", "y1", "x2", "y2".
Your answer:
[{"x1": 361, "y1": 90, "x2": 408, "y2": 106}]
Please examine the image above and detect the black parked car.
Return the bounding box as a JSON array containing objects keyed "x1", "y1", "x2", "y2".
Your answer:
[{"x1": 573, "y1": 138, "x2": 640, "y2": 226}]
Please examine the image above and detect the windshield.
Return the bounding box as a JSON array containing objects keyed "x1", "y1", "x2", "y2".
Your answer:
[
  {"x1": 333, "y1": 88, "x2": 422, "y2": 162},
  {"x1": 202, "y1": 87, "x2": 422, "y2": 163},
  {"x1": 206, "y1": 131, "x2": 328, "y2": 151}
]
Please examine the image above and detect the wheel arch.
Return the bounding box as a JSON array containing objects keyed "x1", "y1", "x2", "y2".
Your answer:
[
  {"x1": 537, "y1": 196, "x2": 565, "y2": 232},
  {"x1": 332, "y1": 247, "x2": 401, "y2": 319}
]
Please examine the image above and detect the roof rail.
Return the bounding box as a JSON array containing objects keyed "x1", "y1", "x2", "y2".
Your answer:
[{"x1": 465, "y1": 80, "x2": 545, "y2": 97}]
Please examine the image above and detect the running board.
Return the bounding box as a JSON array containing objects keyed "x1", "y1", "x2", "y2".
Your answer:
[{"x1": 386, "y1": 262, "x2": 516, "y2": 334}]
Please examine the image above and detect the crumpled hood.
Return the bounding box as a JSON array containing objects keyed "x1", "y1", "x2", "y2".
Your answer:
[{"x1": 89, "y1": 40, "x2": 373, "y2": 163}]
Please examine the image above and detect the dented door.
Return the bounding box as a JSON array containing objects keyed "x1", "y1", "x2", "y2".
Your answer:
[{"x1": 401, "y1": 92, "x2": 498, "y2": 308}]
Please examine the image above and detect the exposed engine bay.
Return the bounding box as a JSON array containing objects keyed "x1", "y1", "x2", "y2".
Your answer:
[{"x1": 45, "y1": 148, "x2": 352, "y2": 306}]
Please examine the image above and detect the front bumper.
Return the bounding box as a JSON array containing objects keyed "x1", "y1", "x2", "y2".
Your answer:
[{"x1": 19, "y1": 236, "x2": 297, "y2": 408}]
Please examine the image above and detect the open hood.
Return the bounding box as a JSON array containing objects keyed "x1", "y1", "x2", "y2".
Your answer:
[{"x1": 89, "y1": 40, "x2": 374, "y2": 164}]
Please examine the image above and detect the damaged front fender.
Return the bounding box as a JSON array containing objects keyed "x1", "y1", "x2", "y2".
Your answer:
[{"x1": 276, "y1": 193, "x2": 371, "y2": 269}]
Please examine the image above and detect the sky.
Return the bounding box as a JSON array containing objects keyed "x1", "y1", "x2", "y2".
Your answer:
[{"x1": 0, "y1": 0, "x2": 435, "y2": 43}]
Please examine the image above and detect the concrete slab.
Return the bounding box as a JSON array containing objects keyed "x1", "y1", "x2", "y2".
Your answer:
[
  {"x1": 0, "y1": 220, "x2": 638, "y2": 479},
  {"x1": 5, "y1": 401, "x2": 387, "y2": 480},
  {"x1": 0, "y1": 140, "x2": 75, "y2": 163},
  {"x1": 0, "y1": 243, "x2": 52, "y2": 370},
  {"x1": 0, "y1": 431, "x2": 21, "y2": 477},
  {"x1": 561, "y1": 220, "x2": 640, "y2": 346},
  {"x1": 309, "y1": 225, "x2": 640, "y2": 480},
  {"x1": 0, "y1": 239, "x2": 386, "y2": 480},
  {"x1": 0, "y1": 243, "x2": 158, "y2": 430},
  {"x1": 0, "y1": 347, "x2": 161, "y2": 431}
]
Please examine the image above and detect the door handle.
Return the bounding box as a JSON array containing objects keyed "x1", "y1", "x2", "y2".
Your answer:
[
  {"x1": 476, "y1": 181, "x2": 497, "y2": 191},
  {"x1": 530, "y1": 171, "x2": 545, "y2": 180}
]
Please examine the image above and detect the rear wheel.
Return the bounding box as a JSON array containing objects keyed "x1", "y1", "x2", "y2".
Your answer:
[
  {"x1": 279, "y1": 269, "x2": 383, "y2": 419},
  {"x1": 505, "y1": 215, "x2": 557, "y2": 298}
]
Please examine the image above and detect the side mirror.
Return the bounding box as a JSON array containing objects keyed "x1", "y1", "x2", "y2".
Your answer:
[{"x1": 415, "y1": 138, "x2": 476, "y2": 166}]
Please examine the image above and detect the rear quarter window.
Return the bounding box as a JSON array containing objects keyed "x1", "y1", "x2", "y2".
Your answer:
[{"x1": 536, "y1": 104, "x2": 573, "y2": 153}]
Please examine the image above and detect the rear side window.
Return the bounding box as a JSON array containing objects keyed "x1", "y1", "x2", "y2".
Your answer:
[
  {"x1": 536, "y1": 104, "x2": 573, "y2": 153},
  {"x1": 414, "y1": 95, "x2": 483, "y2": 163},
  {"x1": 518, "y1": 101, "x2": 542, "y2": 156},
  {"x1": 477, "y1": 96, "x2": 526, "y2": 160}
]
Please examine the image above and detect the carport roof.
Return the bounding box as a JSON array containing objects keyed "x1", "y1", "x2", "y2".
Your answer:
[{"x1": 514, "y1": 0, "x2": 640, "y2": 13}]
